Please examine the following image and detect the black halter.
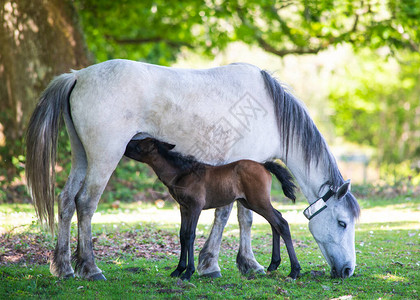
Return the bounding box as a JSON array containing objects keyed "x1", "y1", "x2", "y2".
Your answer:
[
  {"x1": 303, "y1": 188, "x2": 335, "y2": 220},
  {"x1": 321, "y1": 188, "x2": 335, "y2": 201}
]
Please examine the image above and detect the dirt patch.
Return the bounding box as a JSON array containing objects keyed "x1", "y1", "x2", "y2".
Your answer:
[
  {"x1": 0, "y1": 227, "x2": 309, "y2": 267},
  {"x1": 0, "y1": 229, "x2": 209, "y2": 266},
  {"x1": 0, "y1": 232, "x2": 53, "y2": 265}
]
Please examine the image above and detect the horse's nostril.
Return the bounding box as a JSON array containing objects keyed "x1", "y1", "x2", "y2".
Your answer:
[{"x1": 342, "y1": 266, "x2": 352, "y2": 278}]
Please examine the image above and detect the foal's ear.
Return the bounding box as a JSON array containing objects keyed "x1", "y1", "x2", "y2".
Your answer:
[
  {"x1": 160, "y1": 141, "x2": 176, "y2": 150},
  {"x1": 336, "y1": 179, "x2": 351, "y2": 199}
]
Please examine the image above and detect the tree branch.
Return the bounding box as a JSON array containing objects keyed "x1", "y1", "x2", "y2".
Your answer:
[
  {"x1": 256, "y1": 38, "x2": 323, "y2": 57},
  {"x1": 104, "y1": 35, "x2": 194, "y2": 49},
  {"x1": 237, "y1": 5, "x2": 324, "y2": 57},
  {"x1": 255, "y1": 2, "x2": 365, "y2": 57}
]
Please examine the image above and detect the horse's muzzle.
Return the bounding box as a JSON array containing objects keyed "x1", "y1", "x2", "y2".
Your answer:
[{"x1": 331, "y1": 264, "x2": 353, "y2": 278}]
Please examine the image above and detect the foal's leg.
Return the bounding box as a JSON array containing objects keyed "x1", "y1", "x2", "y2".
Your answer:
[
  {"x1": 263, "y1": 208, "x2": 301, "y2": 279},
  {"x1": 171, "y1": 205, "x2": 202, "y2": 281},
  {"x1": 267, "y1": 224, "x2": 281, "y2": 272},
  {"x1": 273, "y1": 209, "x2": 301, "y2": 279},
  {"x1": 197, "y1": 203, "x2": 233, "y2": 278},
  {"x1": 247, "y1": 200, "x2": 301, "y2": 279},
  {"x1": 236, "y1": 203, "x2": 265, "y2": 275}
]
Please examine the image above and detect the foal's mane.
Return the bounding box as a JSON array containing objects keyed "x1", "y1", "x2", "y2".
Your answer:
[
  {"x1": 155, "y1": 141, "x2": 206, "y2": 176},
  {"x1": 261, "y1": 70, "x2": 360, "y2": 218}
]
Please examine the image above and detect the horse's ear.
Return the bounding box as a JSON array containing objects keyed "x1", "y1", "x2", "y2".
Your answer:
[
  {"x1": 161, "y1": 141, "x2": 176, "y2": 150},
  {"x1": 336, "y1": 180, "x2": 351, "y2": 199}
]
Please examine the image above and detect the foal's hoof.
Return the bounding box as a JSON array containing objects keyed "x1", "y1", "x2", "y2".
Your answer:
[
  {"x1": 170, "y1": 270, "x2": 182, "y2": 277},
  {"x1": 267, "y1": 265, "x2": 279, "y2": 272},
  {"x1": 287, "y1": 270, "x2": 301, "y2": 280},
  {"x1": 200, "y1": 271, "x2": 222, "y2": 278},
  {"x1": 180, "y1": 274, "x2": 192, "y2": 281},
  {"x1": 89, "y1": 273, "x2": 107, "y2": 281}
]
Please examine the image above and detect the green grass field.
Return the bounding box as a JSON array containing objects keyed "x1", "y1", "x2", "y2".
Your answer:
[{"x1": 0, "y1": 196, "x2": 419, "y2": 299}]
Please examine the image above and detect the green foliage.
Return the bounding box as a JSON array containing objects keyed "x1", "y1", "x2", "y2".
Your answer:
[
  {"x1": 6, "y1": 0, "x2": 419, "y2": 203},
  {"x1": 102, "y1": 158, "x2": 167, "y2": 204},
  {"x1": 74, "y1": 0, "x2": 231, "y2": 64},
  {"x1": 74, "y1": 0, "x2": 420, "y2": 64},
  {"x1": 54, "y1": 129, "x2": 168, "y2": 204},
  {"x1": 329, "y1": 51, "x2": 420, "y2": 173}
]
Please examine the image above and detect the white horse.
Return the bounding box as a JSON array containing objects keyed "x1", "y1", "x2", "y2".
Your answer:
[{"x1": 26, "y1": 59, "x2": 360, "y2": 280}]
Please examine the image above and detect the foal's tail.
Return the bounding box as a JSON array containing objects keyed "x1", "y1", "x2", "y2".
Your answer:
[
  {"x1": 26, "y1": 73, "x2": 77, "y2": 232},
  {"x1": 264, "y1": 161, "x2": 297, "y2": 202}
]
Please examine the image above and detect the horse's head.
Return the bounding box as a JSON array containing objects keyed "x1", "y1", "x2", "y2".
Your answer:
[
  {"x1": 124, "y1": 138, "x2": 175, "y2": 162},
  {"x1": 307, "y1": 180, "x2": 360, "y2": 278}
]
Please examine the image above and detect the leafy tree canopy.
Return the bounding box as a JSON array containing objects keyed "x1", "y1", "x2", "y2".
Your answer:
[
  {"x1": 75, "y1": 0, "x2": 420, "y2": 168},
  {"x1": 329, "y1": 51, "x2": 420, "y2": 166},
  {"x1": 75, "y1": 0, "x2": 420, "y2": 64}
]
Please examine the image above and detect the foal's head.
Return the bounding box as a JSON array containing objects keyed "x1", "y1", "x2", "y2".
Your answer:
[
  {"x1": 125, "y1": 138, "x2": 175, "y2": 163},
  {"x1": 125, "y1": 138, "x2": 204, "y2": 175}
]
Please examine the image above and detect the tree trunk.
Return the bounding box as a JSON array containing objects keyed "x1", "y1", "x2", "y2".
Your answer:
[{"x1": 0, "y1": 0, "x2": 91, "y2": 181}]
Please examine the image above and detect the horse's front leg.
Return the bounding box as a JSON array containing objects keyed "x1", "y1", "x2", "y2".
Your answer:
[
  {"x1": 197, "y1": 203, "x2": 233, "y2": 278},
  {"x1": 236, "y1": 203, "x2": 265, "y2": 275},
  {"x1": 171, "y1": 205, "x2": 202, "y2": 280}
]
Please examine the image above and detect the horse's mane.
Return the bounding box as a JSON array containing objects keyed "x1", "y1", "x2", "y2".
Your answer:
[
  {"x1": 155, "y1": 141, "x2": 206, "y2": 176},
  {"x1": 261, "y1": 70, "x2": 360, "y2": 218}
]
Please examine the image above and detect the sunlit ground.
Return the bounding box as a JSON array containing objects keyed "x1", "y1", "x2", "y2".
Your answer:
[
  {"x1": 1, "y1": 197, "x2": 419, "y2": 299},
  {"x1": 1, "y1": 197, "x2": 419, "y2": 234}
]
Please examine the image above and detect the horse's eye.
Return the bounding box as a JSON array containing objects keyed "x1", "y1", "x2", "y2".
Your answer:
[{"x1": 338, "y1": 221, "x2": 347, "y2": 228}]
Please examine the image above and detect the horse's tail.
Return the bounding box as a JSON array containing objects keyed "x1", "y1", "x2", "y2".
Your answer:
[
  {"x1": 26, "y1": 73, "x2": 77, "y2": 232},
  {"x1": 264, "y1": 161, "x2": 296, "y2": 202}
]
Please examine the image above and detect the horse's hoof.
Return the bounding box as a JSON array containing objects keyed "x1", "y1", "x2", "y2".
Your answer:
[
  {"x1": 89, "y1": 273, "x2": 107, "y2": 281},
  {"x1": 200, "y1": 271, "x2": 222, "y2": 278},
  {"x1": 63, "y1": 273, "x2": 75, "y2": 279}
]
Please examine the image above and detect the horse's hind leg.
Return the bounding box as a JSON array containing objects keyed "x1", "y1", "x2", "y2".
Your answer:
[
  {"x1": 72, "y1": 152, "x2": 123, "y2": 280},
  {"x1": 51, "y1": 117, "x2": 87, "y2": 278},
  {"x1": 236, "y1": 203, "x2": 265, "y2": 275},
  {"x1": 197, "y1": 203, "x2": 233, "y2": 278},
  {"x1": 51, "y1": 165, "x2": 86, "y2": 278}
]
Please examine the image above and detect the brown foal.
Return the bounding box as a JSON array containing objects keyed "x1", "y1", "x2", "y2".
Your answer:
[{"x1": 124, "y1": 138, "x2": 301, "y2": 280}]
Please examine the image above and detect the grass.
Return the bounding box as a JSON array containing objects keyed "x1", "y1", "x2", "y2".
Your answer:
[{"x1": 0, "y1": 196, "x2": 419, "y2": 299}]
